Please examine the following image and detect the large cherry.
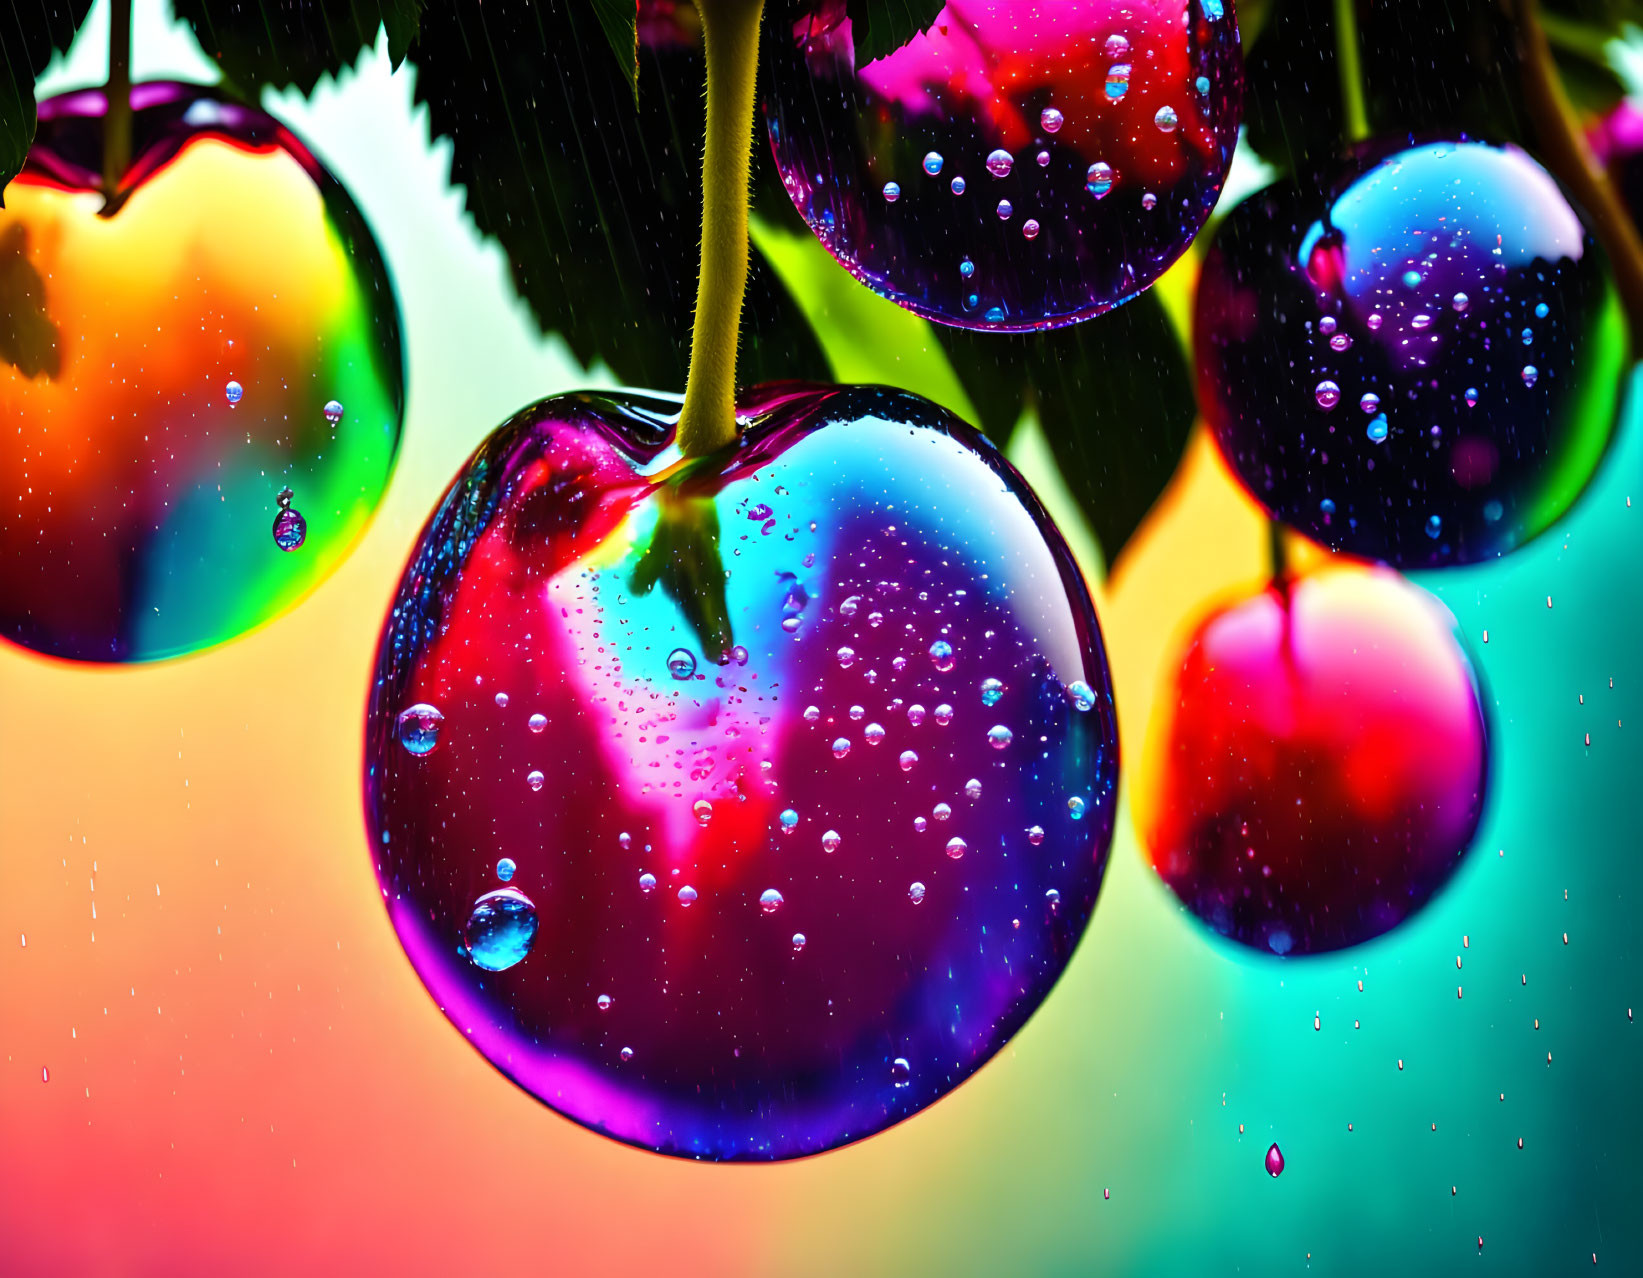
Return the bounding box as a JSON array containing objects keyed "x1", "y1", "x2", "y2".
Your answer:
[
  {"x1": 1138, "y1": 567, "x2": 1489, "y2": 956},
  {"x1": 761, "y1": 0, "x2": 1242, "y2": 330},
  {"x1": 0, "y1": 83, "x2": 403, "y2": 661},
  {"x1": 1196, "y1": 138, "x2": 1625, "y2": 568},
  {"x1": 364, "y1": 384, "x2": 1118, "y2": 1159}
]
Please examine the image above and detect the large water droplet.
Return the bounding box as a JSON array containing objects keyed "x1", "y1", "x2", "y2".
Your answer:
[
  {"x1": 986, "y1": 149, "x2": 1015, "y2": 178},
  {"x1": 396, "y1": 703, "x2": 443, "y2": 756},
  {"x1": 464, "y1": 888, "x2": 539, "y2": 972},
  {"x1": 667, "y1": 648, "x2": 697, "y2": 679},
  {"x1": 923, "y1": 151, "x2": 944, "y2": 176},
  {"x1": 225, "y1": 379, "x2": 243, "y2": 405},
  {"x1": 1314, "y1": 380, "x2": 1341, "y2": 410},
  {"x1": 1040, "y1": 107, "x2": 1064, "y2": 134},
  {"x1": 1265, "y1": 1143, "x2": 1286, "y2": 1177},
  {"x1": 1086, "y1": 162, "x2": 1114, "y2": 199},
  {"x1": 1105, "y1": 63, "x2": 1131, "y2": 100},
  {"x1": 988, "y1": 724, "x2": 1013, "y2": 749},
  {"x1": 760, "y1": 888, "x2": 785, "y2": 914},
  {"x1": 981, "y1": 677, "x2": 1004, "y2": 706}
]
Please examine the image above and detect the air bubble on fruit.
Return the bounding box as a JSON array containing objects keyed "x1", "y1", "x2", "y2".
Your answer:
[
  {"x1": 909, "y1": 882, "x2": 927, "y2": 904},
  {"x1": 923, "y1": 151, "x2": 945, "y2": 176},
  {"x1": 981, "y1": 677, "x2": 1004, "y2": 706},
  {"x1": 996, "y1": 200, "x2": 1014, "y2": 220},
  {"x1": 965, "y1": 778, "x2": 983, "y2": 799},
  {"x1": 1023, "y1": 219, "x2": 1041, "y2": 240},
  {"x1": 678, "y1": 885, "x2": 698, "y2": 907},
  {"x1": 225, "y1": 379, "x2": 244, "y2": 405},
  {"x1": 494, "y1": 692, "x2": 510, "y2": 708},
  {"x1": 951, "y1": 175, "x2": 967, "y2": 194},
  {"x1": 760, "y1": 888, "x2": 785, "y2": 914},
  {"x1": 849, "y1": 704, "x2": 865, "y2": 721},
  {"x1": 1314, "y1": 380, "x2": 1341, "y2": 410},
  {"x1": 693, "y1": 799, "x2": 713, "y2": 825},
  {"x1": 464, "y1": 888, "x2": 539, "y2": 972},
  {"x1": 1154, "y1": 106, "x2": 1179, "y2": 133},
  {"x1": 1522, "y1": 365, "x2": 1539, "y2": 387},
  {"x1": 864, "y1": 722, "x2": 887, "y2": 744},
  {"x1": 933, "y1": 802, "x2": 953, "y2": 821},
  {"x1": 891, "y1": 1058, "x2": 912, "y2": 1087},
  {"x1": 324, "y1": 399, "x2": 344, "y2": 424},
  {"x1": 930, "y1": 640, "x2": 955, "y2": 671},
  {"x1": 837, "y1": 645, "x2": 857, "y2": 667},
  {"x1": 934, "y1": 703, "x2": 955, "y2": 725},
  {"x1": 639, "y1": 872, "x2": 657, "y2": 893},
  {"x1": 988, "y1": 725, "x2": 1013, "y2": 749},
  {"x1": 396, "y1": 704, "x2": 443, "y2": 756},
  {"x1": 527, "y1": 770, "x2": 545, "y2": 791},
  {"x1": 1367, "y1": 415, "x2": 1390, "y2": 443},
  {"x1": 667, "y1": 648, "x2": 697, "y2": 679},
  {"x1": 1360, "y1": 392, "x2": 1381, "y2": 414},
  {"x1": 899, "y1": 750, "x2": 919, "y2": 771},
  {"x1": 832, "y1": 738, "x2": 852, "y2": 759},
  {"x1": 986, "y1": 149, "x2": 1015, "y2": 178},
  {"x1": 792, "y1": 933, "x2": 807, "y2": 952},
  {"x1": 529, "y1": 713, "x2": 548, "y2": 733},
  {"x1": 822, "y1": 830, "x2": 842, "y2": 852},
  {"x1": 1040, "y1": 107, "x2": 1064, "y2": 134},
  {"x1": 1105, "y1": 63, "x2": 1131, "y2": 100},
  {"x1": 1069, "y1": 679, "x2": 1097, "y2": 711},
  {"x1": 907, "y1": 703, "x2": 926, "y2": 726},
  {"x1": 780, "y1": 808, "x2": 799, "y2": 832},
  {"x1": 946, "y1": 837, "x2": 968, "y2": 860},
  {"x1": 883, "y1": 181, "x2": 901, "y2": 202},
  {"x1": 1086, "y1": 163, "x2": 1114, "y2": 199}
]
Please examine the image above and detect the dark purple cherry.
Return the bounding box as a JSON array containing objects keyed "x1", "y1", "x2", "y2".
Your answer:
[{"x1": 1196, "y1": 138, "x2": 1625, "y2": 567}]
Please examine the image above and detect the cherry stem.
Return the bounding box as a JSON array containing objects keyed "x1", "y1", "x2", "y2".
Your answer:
[
  {"x1": 676, "y1": 0, "x2": 766, "y2": 458},
  {"x1": 102, "y1": 0, "x2": 133, "y2": 205},
  {"x1": 1332, "y1": 0, "x2": 1369, "y2": 145},
  {"x1": 1508, "y1": 0, "x2": 1643, "y2": 339}
]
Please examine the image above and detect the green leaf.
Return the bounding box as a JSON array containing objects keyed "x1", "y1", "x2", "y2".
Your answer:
[
  {"x1": 845, "y1": 0, "x2": 946, "y2": 68},
  {"x1": 933, "y1": 291, "x2": 1196, "y2": 571},
  {"x1": 172, "y1": 1, "x2": 426, "y2": 95},
  {"x1": 587, "y1": 0, "x2": 640, "y2": 104},
  {"x1": 413, "y1": 0, "x2": 829, "y2": 394},
  {"x1": 0, "y1": 1, "x2": 95, "y2": 194}
]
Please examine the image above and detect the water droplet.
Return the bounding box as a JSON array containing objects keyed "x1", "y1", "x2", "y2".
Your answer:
[
  {"x1": 1196, "y1": 74, "x2": 1211, "y2": 95},
  {"x1": 494, "y1": 691, "x2": 510, "y2": 708},
  {"x1": 863, "y1": 722, "x2": 886, "y2": 745},
  {"x1": 1154, "y1": 105, "x2": 1179, "y2": 133},
  {"x1": 964, "y1": 778, "x2": 982, "y2": 799},
  {"x1": 1040, "y1": 107, "x2": 1064, "y2": 134},
  {"x1": 464, "y1": 888, "x2": 539, "y2": 972},
  {"x1": 1452, "y1": 292, "x2": 1469, "y2": 312},
  {"x1": 1359, "y1": 392, "x2": 1381, "y2": 414},
  {"x1": 693, "y1": 799, "x2": 713, "y2": 825},
  {"x1": 1069, "y1": 679, "x2": 1096, "y2": 711},
  {"x1": 496, "y1": 857, "x2": 516, "y2": 882},
  {"x1": 760, "y1": 888, "x2": 785, "y2": 914},
  {"x1": 619, "y1": 1046, "x2": 634, "y2": 1062},
  {"x1": 832, "y1": 737, "x2": 852, "y2": 759},
  {"x1": 1402, "y1": 269, "x2": 1423, "y2": 289},
  {"x1": 1105, "y1": 63, "x2": 1131, "y2": 100},
  {"x1": 639, "y1": 872, "x2": 657, "y2": 893},
  {"x1": 780, "y1": 808, "x2": 799, "y2": 832},
  {"x1": 1045, "y1": 888, "x2": 1061, "y2": 914},
  {"x1": 1022, "y1": 218, "x2": 1041, "y2": 240},
  {"x1": 907, "y1": 703, "x2": 926, "y2": 726},
  {"x1": 959, "y1": 257, "x2": 976, "y2": 279},
  {"x1": 822, "y1": 829, "x2": 842, "y2": 853},
  {"x1": 1465, "y1": 387, "x2": 1479, "y2": 407},
  {"x1": 271, "y1": 498, "x2": 307, "y2": 552},
  {"x1": 996, "y1": 199, "x2": 1013, "y2": 220},
  {"x1": 922, "y1": 151, "x2": 944, "y2": 176},
  {"x1": 1314, "y1": 380, "x2": 1341, "y2": 410},
  {"x1": 929, "y1": 640, "x2": 955, "y2": 671},
  {"x1": 1085, "y1": 162, "x2": 1114, "y2": 199},
  {"x1": 791, "y1": 932, "x2": 807, "y2": 952},
  {"x1": 950, "y1": 175, "x2": 967, "y2": 195},
  {"x1": 981, "y1": 677, "x2": 1005, "y2": 706},
  {"x1": 986, "y1": 149, "x2": 1014, "y2": 178},
  {"x1": 987, "y1": 725, "x2": 1013, "y2": 750},
  {"x1": 1411, "y1": 313, "x2": 1432, "y2": 330},
  {"x1": 836, "y1": 646, "x2": 857, "y2": 668},
  {"x1": 1522, "y1": 365, "x2": 1539, "y2": 387},
  {"x1": 1027, "y1": 825, "x2": 1046, "y2": 845},
  {"x1": 677, "y1": 885, "x2": 698, "y2": 907},
  {"x1": 882, "y1": 181, "x2": 901, "y2": 202},
  {"x1": 839, "y1": 595, "x2": 861, "y2": 617},
  {"x1": 913, "y1": 816, "x2": 928, "y2": 833},
  {"x1": 1535, "y1": 302, "x2": 1549, "y2": 319},
  {"x1": 396, "y1": 703, "x2": 444, "y2": 756},
  {"x1": 1367, "y1": 414, "x2": 1389, "y2": 443},
  {"x1": 1521, "y1": 327, "x2": 1534, "y2": 345},
  {"x1": 526, "y1": 769, "x2": 545, "y2": 791},
  {"x1": 1265, "y1": 1143, "x2": 1285, "y2": 1177},
  {"x1": 1068, "y1": 795, "x2": 1087, "y2": 820},
  {"x1": 849, "y1": 704, "x2": 865, "y2": 721},
  {"x1": 933, "y1": 802, "x2": 952, "y2": 821},
  {"x1": 899, "y1": 749, "x2": 919, "y2": 772},
  {"x1": 934, "y1": 703, "x2": 955, "y2": 726},
  {"x1": 225, "y1": 379, "x2": 243, "y2": 405},
  {"x1": 323, "y1": 399, "x2": 344, "y2": 424},
  {"x1": 1330, "y1": 332, "x2": 1351, "y2": 351},
  {"x1": 803, "y1": 705, "x2": 821, "y2": 722},
  {"x1": 909, "y1": 881, "x2": 927, "y2": 904},
  {"x1": 891, "y1": 1057, "x2": 912, "y2": 1087},
  {"x1": 597, "y1": 993, "x2": 613, "y2": 1011},
  {"x1": 528, "y1": 712, "x2": 547, "y2": 733},
  {"x1": 666, "y1": 648, "x2": 697, "y2": 679},
  {"x1": 1425, "y1": 514, "x2": 1442, "y2": 539},
  {"x1": 946, "y1": 837, "x2": 968, "y2": 860},
  {"x1": 1367, "y1": 312, "x2": 1383, "y2": 331}
]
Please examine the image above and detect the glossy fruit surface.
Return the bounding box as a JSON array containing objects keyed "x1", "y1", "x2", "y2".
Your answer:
[
  {"x1": 1197, "y1": 138, "x2": 1625, "y2": 569},
  {"x1": 0, "y1": 82, "x2": 404, "y2": 662},
  {"x1": 761, "y1": 0, "x2": 1242, "y2": 330},
  {"x1": 1139, "y1": 568, "x2": 1489, "y2": 956},
  {"x1": 364, "y1": 384, "x2": 1118, "y2": 1159}
]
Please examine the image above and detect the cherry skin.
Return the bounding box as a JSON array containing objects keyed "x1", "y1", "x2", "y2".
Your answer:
[
  {"x1": 0, "y1": 83, "x2": 404, "y2": 661},
  {"x1": 364, "y1": 384, "x2": 1118, "y2": 1159},
  {"x1": 1196, "y1": 138, "x2": 1625, "y2": 569},
  {"x1": 761, "y1": 0, "x2": 1242, "y2": 330},
  {"x1": 1138, "y1": 567, "x2": 1489, "y2": 956}
]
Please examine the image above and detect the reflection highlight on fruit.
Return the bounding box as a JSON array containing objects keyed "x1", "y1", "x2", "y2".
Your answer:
[
  {"x1": 762, "y1": 0, "x2": 1242, "y2": 329},
  {"x1": 364, "y1": 385, "x2": 1118, "y2": 1159},
  {"x1": 0, "y1": 83, "x2": 404, "y2": 662},
  {"x1": 1137, "y1": 565, "x2": 1489, "y2": 956}
]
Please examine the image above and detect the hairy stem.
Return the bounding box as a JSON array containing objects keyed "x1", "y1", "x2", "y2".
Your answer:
[
  {"x1": 677, "y1": 0, "x2": 765, "y2": 457},
  {"x1": 102, "y1": 0, "x2": 133, "y2": 204},
  {"x1": 1509, "y1": 0, "x2": 1643, "y2": 337},
  {"x1": 1332, "y1": 0, "x2": 1369, "y2": 144}
]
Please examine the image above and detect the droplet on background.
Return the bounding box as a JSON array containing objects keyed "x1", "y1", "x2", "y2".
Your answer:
[{"x1": 1265, "y1": 1143, "x2": 1285, "y2": 1177}]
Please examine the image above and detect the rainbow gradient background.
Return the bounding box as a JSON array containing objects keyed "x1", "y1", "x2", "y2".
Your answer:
[{"x1": 2, "y1": 3, "x2": 1641, "y2": 1273}]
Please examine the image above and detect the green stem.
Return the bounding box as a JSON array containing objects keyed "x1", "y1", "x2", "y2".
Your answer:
[
  {"x1": 1508, "y1": 0, "x2": 1643, "y2": 339},
  {"x1": 103, "y1": 0, "x2": 133, "y2": 204},
  {"x1": 676, "y1": 0, "x2": 765, "y2": 457},
  {"x1": 1332, "y1": 0, "x2": 1369, "y2": 144}
]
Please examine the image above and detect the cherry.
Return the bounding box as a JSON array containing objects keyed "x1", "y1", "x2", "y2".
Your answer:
[
  {"x1": 1138, "y1": 567, "x2": 1488, "y2": 956},
  {"x1": 761, "y1": 0, "x2": 1242, "y2": 330},
  {"x1": 364, "y1": 383, "x2": 1118, "y2": 1159},
  {"x1": 1196, "y1": 137, "x2": 1625, "y2": 568},
  {"x1": 0, "y1": 83, "x2": 403, "y2": 661}
]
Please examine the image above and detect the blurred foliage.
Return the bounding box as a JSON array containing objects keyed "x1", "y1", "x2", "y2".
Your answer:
[
  {"x1": 0, "y1": 0, "x2": 95, "y2": 194},
  {"x1": 173, "y1": 0, "x2": 423, "y2": 93}
]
